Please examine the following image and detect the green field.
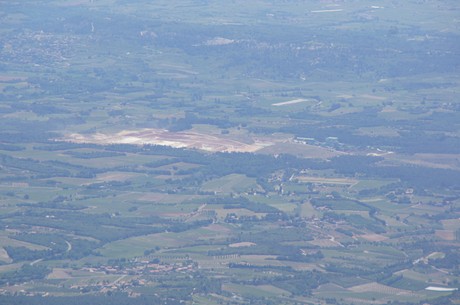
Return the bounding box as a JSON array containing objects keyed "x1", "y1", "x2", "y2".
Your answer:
[{"x1": 0, "y1": 0, "x2": 458, "y2": 304}]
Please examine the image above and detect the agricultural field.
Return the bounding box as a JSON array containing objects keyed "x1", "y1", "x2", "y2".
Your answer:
[{"x1": 0, "y1": 0, "x2": 459, "y2": 305}]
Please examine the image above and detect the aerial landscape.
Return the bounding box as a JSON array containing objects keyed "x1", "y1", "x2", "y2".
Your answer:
[{"x1": 0, "y1": 0, "x2": 459, "y2": 304}]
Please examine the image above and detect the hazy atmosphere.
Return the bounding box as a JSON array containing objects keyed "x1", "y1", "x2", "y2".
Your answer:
[{"x1": 0, "y1": 1, "x2": 459, "y2": 304}]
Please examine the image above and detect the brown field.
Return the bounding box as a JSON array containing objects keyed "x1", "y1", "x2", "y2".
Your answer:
[
  {"x1": 442, "y1": 219, "x2": 460, "y2": 231},
  {"x1": 414, "y1": 153, "x2": 460, "y2": 167},
  {"x1": 238, "y1": 255, "x2": 279, "y2": 262},
  {"x1": 360, "y1": 94, "x2": 387, "y2": 101},
  {"x1": 348, "y1": 282, "x2": 413, "y2": 295},
  {"x1": 308, "y1": 239, "x2": 340, "y2": 247},
  {"x1": 0, "y1": 263, "x2": 23, "y2": 273},
  {"x1": 257, "y1": 284, "x2": 291, "y2": 295},
  {"x1": 0, "y1": 236, "x2": 49, "y2": 250},
  {"x1": 258, "y1": 141, "x2": 342, "y2": 159},
  {"x1": 386, "y1": 153, "x2": 460, "y2": 170},
  {"x1": 359, "y1": 234, "x2": 389, "y2": 242},
  {"x1": 356, "y1": 126, "x2": 400, "y2": 137},
  {"x1": 314, "y1": 283, "x2": 348, "y2": 293},
  {"x1": 135, "y1": 192, "x2": 202, "y2": 203},
  {"x1": 0, "y1": 76, "x2": 27, "y2": 82},
  {"x1": 96, "y1": 172, "x2": 142, "y2": 182},
  {"x1": 46, "y1": 268, "x2": 73, "y2": 280},
  {"x1": 435, "y1": 230, "x2": 455, "y2": 241},
  {"x1": 156, "y1": 162, "x2": 200, "y2": 171},
  {"x1": 231, "y1": 255, "x2": 318, "y2": 271},
  {"x1": 296, "y1": 176, "x2": 357, "y2": 185},
  {"x1": 156, "y1": 212, "x2": 189, "y2": 218},
  {"x1": 205, "y1": 224, "x2": 232, "y2": 233},
  {"x1": 56, "y1": 1, "x2": 92, "y2": 7},
  {"x1": 64, "y1": 128, "x2": 273, "y2": 153}
]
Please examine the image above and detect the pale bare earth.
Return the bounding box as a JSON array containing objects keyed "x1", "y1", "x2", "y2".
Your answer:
[
  {"x1": 205, "y1": 37, "x2": 235, "y2": 46},
  {"x1": 0, "y1": 247, "x2": 12, "y2": 263},
  {"x1": 229, "y1": 242, "x2": 256, "y2": 248},
  {"x1": 64, "y1": 128, "x2": 273, "y2": 153},
  {"x1": 425, "y1": 286, "x2": 459, "y2": 292},
  {"x1": 311, "y1": 9, "x2": 343, "y2": 13},
  {"x1": 62, "y1": 128, "x2": 345, "y2": 159},
  {"x1": 272, "y1": 99, "x2": 313, "y2": 106},
  {"x1": 336, "y1": 94, "x2": 354, "y2": 99}
]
